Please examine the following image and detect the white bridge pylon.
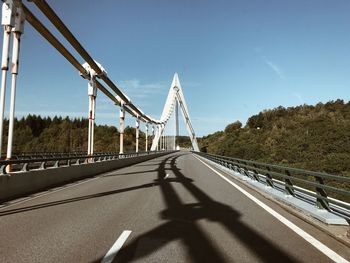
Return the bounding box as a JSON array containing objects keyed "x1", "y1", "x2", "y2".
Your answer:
[{"x1": 151, "y1": 73, "x2": 199, "y2": 152}]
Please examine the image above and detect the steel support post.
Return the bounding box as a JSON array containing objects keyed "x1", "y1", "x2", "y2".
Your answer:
[
  {"x1": 135, "y1": 116, "x2": 140, "y2": 153},
  {"x1": 159, "y1": 125, "x2": 162, "y2": 150},
  {"x1": 163, "y1": 124, "x2": 166, "y2": 150},
  {"x1": 86, "y1": 73, "x2": 97, "y2": 162},
  {"x1": 0, "y1": 0, "x2": 15, "y2": 157},
  {"x1": 87, "y1": 93, "x2": 96, "y2": 157},
  {"x1": 6, "y1": 4, "x2": 24, "y2": 167},
  {"x1": 80, "y1": 61, "x2": 105, "y2": 159},
  {"x1": 119, "y1": 103, "x2": 125, "y2": 154},
  {"x1": 157, "y1": 125, "x2": 160, "y2": 151},
  {"x1": 161, "y1": 124, "x2": 164, "y2": 150},
  {"x1": 152, "y1": 125, "x2": 155, "y2": 151},
  {"x1": 145, "y1": 123, "x2": 148, "y2": 152},
  {"x1": 0, "y1": 26, "x2": 12, "y2": 156},
  {"x1": 165, "y1": 125, "x2": 167, "y2": 150},
  {"x1": 175, "y1": 99, "x2": 179, "y2": 149}
]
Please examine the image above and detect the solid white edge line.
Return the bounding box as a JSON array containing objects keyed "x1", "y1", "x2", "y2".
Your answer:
[
  {"x1": 194, "y1": 155, "x2": 349, "y2": 263},
  {"x1": 101, "y1": 230, "x2": 132, "y2": 263}
]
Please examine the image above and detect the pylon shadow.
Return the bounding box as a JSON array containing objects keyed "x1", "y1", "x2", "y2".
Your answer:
[{"x1": 113, "y1": 153, "x2": 299, "y2": 263}]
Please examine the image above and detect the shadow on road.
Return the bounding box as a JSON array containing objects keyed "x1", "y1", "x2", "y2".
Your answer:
[
  {"x1": 104, "y1": 153, "x2": 299, "y2": 263},
  {"x1": 1, "y1": 153, "x2": 300, "y2": 262},
  {"x1": 0, "y1": 183, "x2": 158, "y2": 216}
]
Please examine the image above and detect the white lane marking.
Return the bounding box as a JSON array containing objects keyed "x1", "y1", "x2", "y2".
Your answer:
[
  {"x1": 164, "y1": 173, "x2": 170, "y2": 179},
  {"x1": 194, "y1": 156, "x2": 349, "y2": 263},
  {"x1": 101, "y1": 230, "x2": 132, "y2": 263}
]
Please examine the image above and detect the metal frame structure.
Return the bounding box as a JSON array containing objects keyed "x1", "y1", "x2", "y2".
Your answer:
[
  {"x1": 0, "y1": 150, "x2": 169, "y2": 175},
  {"x1": 0, "y1": 0, "x2": 199, "y2": 159},
  {"x1": 150, "y1": 73, "x2": 199, "y2": 151},
  {"x1": 195, "y1": 152, "x2": 350, "y2": 217}
]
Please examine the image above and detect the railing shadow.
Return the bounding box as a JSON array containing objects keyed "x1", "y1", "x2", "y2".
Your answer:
[{"x1": 0, "y1": 183, "x2": 157, "y2": 216}]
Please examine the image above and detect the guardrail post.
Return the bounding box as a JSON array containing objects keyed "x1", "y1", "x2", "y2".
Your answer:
[
  {"x1": 39, "y1": 161, "x2": 46, "y2": 170},
  {"x1": 223, "y1": 159, "x2": 228, "y2": 168},
  {"x1": 0, "y1": 164, "x2": 6, "y2": 174},
  {"x1": 285, "y1": 170, "x2": 294, "y2": 196},
  {"x1": 265, "y1": 167, "x2": 274, "y2": 188},
  {"x1": 315, "y1": 176, "x2": 330, "y2": 210},
  {"x1": 21, "y1": 162, "x2": 28, "y2": 172},
  {"x1": 252, "y1": 164, "x2": 260, "y2": 182},
  {"x1": 242, "y1": 167, "x2": 251, "y2": 179}
]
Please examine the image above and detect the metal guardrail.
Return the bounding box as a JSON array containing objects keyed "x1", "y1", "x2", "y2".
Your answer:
[
  {"x1": 0, "y1": 151, "x2": 170, "y2": 175},
  {"x1": 0, "y1": 151, "x2": 118, "y2": 160},
  {"x1": 195, "y1": 152, "x2": 350, "y2": 215}
]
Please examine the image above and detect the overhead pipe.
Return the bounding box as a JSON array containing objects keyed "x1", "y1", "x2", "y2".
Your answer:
[
  {"x1": 30, "y1": 0, "x2": 161, "y2": 125},
  {"x1": 21, "y1": 4, "x2": 86, "y2": 74},
  {"x1": 22, "y1": 4, "x2": 147, "y2": 124}
]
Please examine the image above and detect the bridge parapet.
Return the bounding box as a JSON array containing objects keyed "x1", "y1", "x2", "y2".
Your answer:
[
  {"x1": 195, "y1": 151, "x2": 350, "y2": 224},
  {"x1": 0, "y1": 150, "x2": 174, "y2": 202},
  {"x1": 0, "y1": 151, "x2": 168, "y2": 175}
]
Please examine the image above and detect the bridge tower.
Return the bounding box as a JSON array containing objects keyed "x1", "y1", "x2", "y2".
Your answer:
[{"x1": 150, "y1": 73, "x2": 199, "y2": 152}]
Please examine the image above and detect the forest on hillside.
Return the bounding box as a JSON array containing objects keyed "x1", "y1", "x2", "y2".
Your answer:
[
  {"x1": 199, "y1": 99, "x2": 350, "y2": 178},
  {"x1": 2, "y1": 100, "x2": 349, "y2": 180},
  {"x1": 1, "y1": 115, "x2": 146, "y2": 153}
]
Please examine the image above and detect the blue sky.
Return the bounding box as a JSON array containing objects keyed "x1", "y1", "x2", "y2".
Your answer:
[{"x1": 3, "y1": 0, "x2": 350, "y2": 136}]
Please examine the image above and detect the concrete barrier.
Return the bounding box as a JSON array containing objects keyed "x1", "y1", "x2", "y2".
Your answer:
[{"x1": 0, "y1": 152, "x2": 171, "y2": 202}]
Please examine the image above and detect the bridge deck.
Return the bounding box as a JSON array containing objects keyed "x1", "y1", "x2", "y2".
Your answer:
[{"x1": 0, "y1": 152, "x2": 349, "y2": 262}]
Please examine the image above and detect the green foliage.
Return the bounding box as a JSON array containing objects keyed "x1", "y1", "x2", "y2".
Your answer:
[
  {"x1": 2, "y1": 115, "x2": 145, "y2": 153},
  {"x1": 199, "y1": 100, "x2": 350, "y2": 177},
  {"x1": 176, "y1": 136, "x2": 192, "y2": 149}
]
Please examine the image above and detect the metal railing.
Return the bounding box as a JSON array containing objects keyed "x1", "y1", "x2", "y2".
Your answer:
[
  {"x1": 0, "y1": 150, "x2": 171, "y2": 175},
  {"x1": 1, "y1": 151, "x2": 120, "y2": 160},
  {"x1": 195, "y1": 152, "x2": 350, "y2": 216}
]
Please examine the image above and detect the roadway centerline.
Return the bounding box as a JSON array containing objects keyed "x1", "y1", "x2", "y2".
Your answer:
[
  {"x1": 194, "y1": 155, "x2": 349, "y2": 263},
  {"x1": 101, "y1": 230, "x2": 132, "y2": 263}
]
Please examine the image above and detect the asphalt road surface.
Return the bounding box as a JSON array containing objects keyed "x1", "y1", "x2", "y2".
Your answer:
[{"x1": 0, "y1": 152, "x2": 349, "y2": 262}]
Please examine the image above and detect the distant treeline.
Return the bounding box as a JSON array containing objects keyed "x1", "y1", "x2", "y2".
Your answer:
[
  {"x1": 199, "y1": 99, "x2": 350, "y2": 177},
  {"x1": 2, "y1": 115, "x2": 146, "y2": 153},
  {"x1": 3, "y1": 99, "x2": 350, "y2": 179}
]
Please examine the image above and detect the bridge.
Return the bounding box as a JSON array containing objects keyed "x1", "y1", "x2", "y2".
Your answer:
[{"x1": 0, "y1": 1, "x2": 349, "y2": 263}]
